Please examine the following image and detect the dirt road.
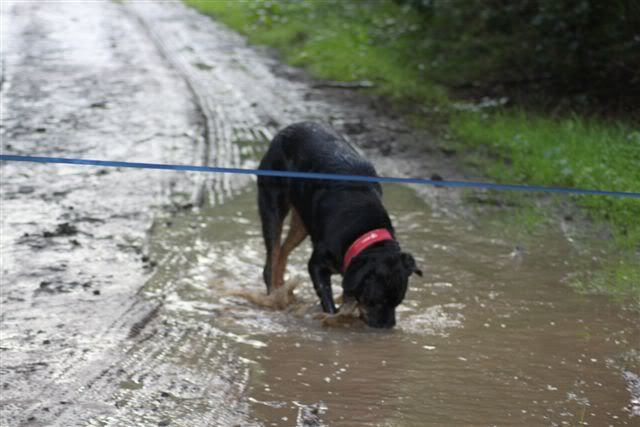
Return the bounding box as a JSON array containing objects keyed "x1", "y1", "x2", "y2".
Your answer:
[{"x1": 1, "y1": 1, "x2": 638, "y2": 426}]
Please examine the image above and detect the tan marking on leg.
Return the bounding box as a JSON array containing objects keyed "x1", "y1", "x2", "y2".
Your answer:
[
  {"x1": 272, "y1": 208, "x2": 307, "y2": 290},
  {"x1": 267, "y1": 221, "x2": 282, "y2": 292}
]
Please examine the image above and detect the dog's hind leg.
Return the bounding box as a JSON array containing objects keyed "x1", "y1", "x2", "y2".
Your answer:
[
  {"x1": 273, "y1": 208, "x2": 308, "y2": 290},
  {"x1": 258, "y1": 177, "x2": 290, "y2": 294}
]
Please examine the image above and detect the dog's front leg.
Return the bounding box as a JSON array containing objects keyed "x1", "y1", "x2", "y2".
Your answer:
[{"x1": 308, "y1": 254, "x2": 337, "y2": 314}]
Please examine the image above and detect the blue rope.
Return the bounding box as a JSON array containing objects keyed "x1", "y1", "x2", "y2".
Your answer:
[{"x1": 1, "y1": 154, "x2": 639, "y2": 199}]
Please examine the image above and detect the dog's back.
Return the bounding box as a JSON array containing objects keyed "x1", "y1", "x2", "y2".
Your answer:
[
  {"x1": 258, "y1": 122, "x2": 387, "y2": 244},
  {"x1": 261, "y1": 121, "x2": 377, "y2": 177}
]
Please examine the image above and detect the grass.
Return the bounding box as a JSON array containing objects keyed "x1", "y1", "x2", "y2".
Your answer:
[
  {"x1": 570, "y1": 259, "x2": 640, "y2": 305},
  {"x1": 452, "y1": 112, "x2": 640, "y2": 248},
  {"x1": 455, "y1": 113, "x2": 640, "y2": 303},
  {"x1": 184, "y1": 0, "x2": 639, "y2": 303},
  {"x1": 184, "y1": 0, "x2": 448, "y2": 103}
]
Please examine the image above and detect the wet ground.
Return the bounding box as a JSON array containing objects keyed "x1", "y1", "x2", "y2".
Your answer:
[{"x1": 1, "y1": 1, "x2": 638, "y2": 426}]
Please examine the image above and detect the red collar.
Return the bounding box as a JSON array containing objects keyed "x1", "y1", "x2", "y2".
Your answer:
[{"x1": 342, "y1": 228, "x2": 394, "y2": 273}]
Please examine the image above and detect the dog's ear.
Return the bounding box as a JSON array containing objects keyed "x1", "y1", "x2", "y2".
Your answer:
[
  {"x1": 401, "y1": 252, "x2": 422, "y2": 277},
  {"x1": 342, "y1": 257, "x2": 373, "y2": 295}
]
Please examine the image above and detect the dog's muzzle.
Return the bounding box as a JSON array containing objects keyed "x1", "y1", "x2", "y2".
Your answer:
[{"x1": 359, "y1": 306, "x2": 396, "y2": 329}]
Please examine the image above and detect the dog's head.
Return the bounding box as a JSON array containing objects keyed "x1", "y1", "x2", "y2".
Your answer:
[{"x1": 342, "y1": 244, "x2": 422, "y2": 328}]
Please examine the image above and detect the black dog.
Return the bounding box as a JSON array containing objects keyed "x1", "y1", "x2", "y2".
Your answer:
[{"x1": 257, "y1": 122, "x2": 421, "y2": 328}]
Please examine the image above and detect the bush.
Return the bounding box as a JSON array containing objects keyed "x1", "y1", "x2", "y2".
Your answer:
[{"x1": 398, "y1": 0, "x2": 640, "y2": 110}]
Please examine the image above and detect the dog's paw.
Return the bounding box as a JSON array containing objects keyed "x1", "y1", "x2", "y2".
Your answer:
[
  {"x1": 316, "y1": 301, "x2": 362, "y2": 327},
  {"x1": 271, "y1": 281, "x2": 298, "y2": 309}
]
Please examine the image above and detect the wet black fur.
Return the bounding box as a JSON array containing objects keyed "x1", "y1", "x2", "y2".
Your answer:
[{"x1": 257, "y1": 122, "x2": 421, "y2": 328}]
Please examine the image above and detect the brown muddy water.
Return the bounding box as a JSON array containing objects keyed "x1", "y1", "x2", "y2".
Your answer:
[{"x1": 136, "y1": 181, "x2": 638, "y2": 426}]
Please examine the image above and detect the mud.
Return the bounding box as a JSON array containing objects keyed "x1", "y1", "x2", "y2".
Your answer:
[{"x1": 1, "y1": 1, "x2": 638, "y2": 426}]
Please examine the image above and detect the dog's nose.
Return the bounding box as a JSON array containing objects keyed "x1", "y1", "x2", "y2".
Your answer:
[
  {"x1": 380, "y1": 318, "x2": 396, "y2": 329},
  {"x1": 363, "y1": 312, "x2": 395, "y2": 329},
  {"x1": 371, "y1": 319, "x2": 395, "y2": 329}
]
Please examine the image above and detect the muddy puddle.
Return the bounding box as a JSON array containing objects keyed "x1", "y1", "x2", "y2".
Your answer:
[{"x1": 137, "y1": 181, "x2": 639, "y2": 426}]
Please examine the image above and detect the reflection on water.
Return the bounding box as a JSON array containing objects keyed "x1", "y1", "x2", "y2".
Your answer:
[{"x1": 143, "y1": 183, "x2": 639, "y2": 426}]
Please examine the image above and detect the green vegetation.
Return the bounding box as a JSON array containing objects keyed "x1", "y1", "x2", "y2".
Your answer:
[
  {"x1": 399, "y1": 0, "x2": 639, "y2": 110},
  {"x1": 185, "y1": 0, "x2": 639, "y2": 302},
  {"x1": 453, "y1": 112, "x2": 640, "y2": 248},
  {"x1": 570, "y1": 259, "x2": 640, "y2": 305},
  {"x1": 185, "y1": 0, "x2": 639, "y2": 110},
  {"x1": 185, "y1": 0, "x2": 448, "y2": 104}
]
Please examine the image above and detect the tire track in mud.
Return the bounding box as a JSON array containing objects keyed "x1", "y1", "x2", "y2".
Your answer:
[
  {"x1": 5, "y1": 2, "x2": 271, "y2": 425},
  {"x1": 0, "y1": 1, "x2": 246, "y2": 425},
  {"x1": 76, "y1": 317, "x2": 256, "y2": 427},
  {"x1": 126, "y1": 0, "x2": 467, "y2": 215},
  {"x1": 126, "y1": 1, "x2": 271, "y2": 207}
]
